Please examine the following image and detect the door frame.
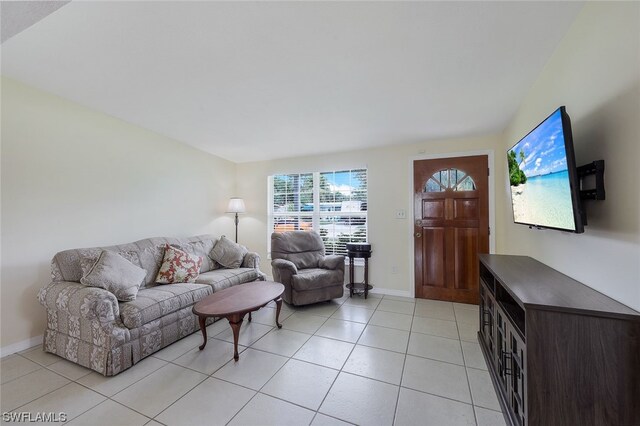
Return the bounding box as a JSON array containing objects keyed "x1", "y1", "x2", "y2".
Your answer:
[{"x1": 407, "y1": 149, "x2": 496, "y2": 298}]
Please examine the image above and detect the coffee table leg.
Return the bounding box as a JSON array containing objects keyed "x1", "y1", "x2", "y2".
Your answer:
[
  {"x1": 275, "y1": 297, "x2": 283, "y2": 329},
  {"x1": 228, "y1": 314, "x2": 244, "y2": 361},
  {"x1": 198, "y1": 316, "x2": 207, "y2": 350}
]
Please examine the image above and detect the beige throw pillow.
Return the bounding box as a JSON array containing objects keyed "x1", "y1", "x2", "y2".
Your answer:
[
  {"x1": 210, "y1": 236, "x2": 248, "y2": 269},
  {"x1": 80, "y1": 250, "x2": 146, "y2": 301},
  {"x1": 79, "y1": 249, "x2": 141, "y2": 278}
]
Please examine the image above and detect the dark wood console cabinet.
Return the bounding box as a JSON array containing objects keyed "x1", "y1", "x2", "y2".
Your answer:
[{"x1": 478, "y1": 254, "x2": 640, "y2": 426}]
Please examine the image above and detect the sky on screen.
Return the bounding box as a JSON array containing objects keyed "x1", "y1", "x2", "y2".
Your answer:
[{"x1": 510, "y1": 109, "x2": 569, "y2": 178}]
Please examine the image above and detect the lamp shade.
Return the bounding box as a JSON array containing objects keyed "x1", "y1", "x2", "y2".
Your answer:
[{"x1": 226, "y1": 197, "x2": 246, "y2": 213}]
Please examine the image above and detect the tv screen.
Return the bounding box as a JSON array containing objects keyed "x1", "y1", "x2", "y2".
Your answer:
[{"x1": 508, "y1": 106, "x2": 584, "y2": 233}]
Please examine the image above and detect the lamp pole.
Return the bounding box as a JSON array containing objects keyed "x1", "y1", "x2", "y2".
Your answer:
[
  {"x1": 234, "y1": 212, "x2": 239, "y2": 243},
  {"x1": 226, "y1": 198, "x2": 246, "y2": 244}
]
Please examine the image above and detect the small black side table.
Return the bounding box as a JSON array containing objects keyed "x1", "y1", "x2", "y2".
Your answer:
[{"x1": 346, "y1": 250, "x2": 372, "y2": 299}]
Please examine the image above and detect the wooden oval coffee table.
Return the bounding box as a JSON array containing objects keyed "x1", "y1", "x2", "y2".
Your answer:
[{"x1": 192, "y1": 281, "x2": 284, "y2": 361}]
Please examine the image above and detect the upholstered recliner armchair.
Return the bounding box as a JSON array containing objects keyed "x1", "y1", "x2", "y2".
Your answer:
[{"x1": 271, "y1": 231, "x2": 345, "y2": 306}]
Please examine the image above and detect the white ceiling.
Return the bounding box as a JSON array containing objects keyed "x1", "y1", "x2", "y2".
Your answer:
[
  {"x1": 1, "y1": 1, "x2": 584, "y2": 163},
  {"x1": 0, "y1": 1, "x2": 69, "y2": 43}
]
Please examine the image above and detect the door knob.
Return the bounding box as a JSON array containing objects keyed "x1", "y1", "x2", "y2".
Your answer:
[{"x1": 415, "y1": 232, "x2": 422, "y2": 238}]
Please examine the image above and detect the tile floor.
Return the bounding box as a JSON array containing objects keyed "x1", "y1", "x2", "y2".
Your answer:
[{"x1": 0, "y1": 293, "x2": 506, "y2": 426}]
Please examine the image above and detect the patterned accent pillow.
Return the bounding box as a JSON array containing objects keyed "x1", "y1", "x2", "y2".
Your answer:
[
  {"x1": 155, "y1": 244, "x2": 203, "y2": 284},
  {"x1": 171, "y1": 240, "x2": 219, "y2": 272},
  {"x1": 210, "y1": 235, "x2": 248, "y2": 269},
  {"x1": 80, "y1": 250, "x2": 146, "y2": 302}
]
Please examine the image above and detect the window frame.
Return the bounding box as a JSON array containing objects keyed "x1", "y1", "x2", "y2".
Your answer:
[
  {"x1": 267, "y1": 169, "x2": 368, "y2": 260},
  {"x1": 424, "y1": 167, "x2": 477, "y2": 192}
]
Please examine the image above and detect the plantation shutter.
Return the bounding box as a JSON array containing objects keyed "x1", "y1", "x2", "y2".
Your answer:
[{"x1": 268, "y1": 169, "x2": 368, "y2": 257}]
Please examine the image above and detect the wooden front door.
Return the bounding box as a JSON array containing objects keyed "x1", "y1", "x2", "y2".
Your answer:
[{"x1": 414, "y1": 155, "x2": 489, "y2": 304}]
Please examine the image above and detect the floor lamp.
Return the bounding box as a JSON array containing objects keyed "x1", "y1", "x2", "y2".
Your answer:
[{"x1": 226, "y1": 198, "x2": 246, "y2": 243}]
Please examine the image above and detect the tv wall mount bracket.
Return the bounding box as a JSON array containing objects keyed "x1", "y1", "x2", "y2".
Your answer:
[{"x1": 577, "y1": 160, "x2": 605, "y2": 201}]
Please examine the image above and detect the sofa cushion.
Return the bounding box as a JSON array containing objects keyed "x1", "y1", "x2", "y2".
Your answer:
[
  {"x1": 156, "y1": 244, "x2": 203, "y2": 284},
  {"x1": 80, "y1": 250, "x2": 146, "y2": 302},
  {"x1": 195, "y1": 268, "x2": 260, "y2": 292},
  {"x1": 51, "y1": 235, "x2": 219, "y2": 288},
  {"x1": 119, "y1": 283, "x2": 212, "y2": 328},
  {"x1": 210, "y1": 236, "x2": 248, "y2": 269},
  {"x1": 291, "y1": 268, "x2": 343, "y2": 292}
]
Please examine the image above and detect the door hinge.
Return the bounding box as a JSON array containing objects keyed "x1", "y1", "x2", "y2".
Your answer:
[
  {"x1": 488, "y1": 167, "x2": 490, "y2": 176},
  {"x1": 488, "y1": 226, "x2": 491, "y2": 235}
]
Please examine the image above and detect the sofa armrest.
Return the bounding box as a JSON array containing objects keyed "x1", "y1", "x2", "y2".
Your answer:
[
  {"x1": 242, "y1": 252, "x2": 261, "y2": 269},
  {"x1": 37, "y1": 281, "x2": 120, "y2": 325},
  {"x1": 319, "y1": 255, "x2": 345, "y2": 271}
]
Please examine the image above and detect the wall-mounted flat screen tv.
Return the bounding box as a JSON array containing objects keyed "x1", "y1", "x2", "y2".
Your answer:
[{"x1": 508, "y1": 106, "x2": 584, "y2": 233}]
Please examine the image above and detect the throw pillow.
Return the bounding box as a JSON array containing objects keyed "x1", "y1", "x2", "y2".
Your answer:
[
  {"x1": 156, "y1": 244, "x2": 203, "y2": 284},
  {"x1": 209, "y1": 235, "x2": 248, "y2": 269},
  {"x1": 80, "y1": 250, "x2": 146, "y2": 302},
  {"x1": 171, "y1": 239, "x2": 218, "y2": 273},
  {"x1": 79, "y1": 249, "x2": 141, "y2": 278}
]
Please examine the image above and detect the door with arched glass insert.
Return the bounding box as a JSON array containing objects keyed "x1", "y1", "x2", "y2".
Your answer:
[{"x1": 414, "y1": 155, "x2": 489, "y2": 303}]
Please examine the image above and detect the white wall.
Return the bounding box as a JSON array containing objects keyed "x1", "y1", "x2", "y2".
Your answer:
[
  {"x1": 237, "y1": 134, "x2": 501, "y2": 296},
  {"x1": 1, "y1": 78, "x2": 237, "y2": 350},
  {"x1": 498, "y1": 2, "x2": 640, "y2": 310}
]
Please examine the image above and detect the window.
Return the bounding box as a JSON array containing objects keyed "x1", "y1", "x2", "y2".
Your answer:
[
  {"x1": 424, "y1": 168, "x2": 476, "y2": 192},
  {"x1": 268, "y1": 169, "x2": 367, "y2": 256}
]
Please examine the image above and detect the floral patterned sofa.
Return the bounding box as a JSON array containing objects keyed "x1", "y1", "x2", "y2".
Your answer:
[{"x1": 37, "y1": 235, "x2": 264, "y2": 376}]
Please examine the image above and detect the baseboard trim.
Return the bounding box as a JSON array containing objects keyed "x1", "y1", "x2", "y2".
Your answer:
[
  {"x1": 1, "y1": 335, "x2": 43, "y2": 358},
  {"x1": 368, "y1": 287, "x2": 412, "y2": 298}
]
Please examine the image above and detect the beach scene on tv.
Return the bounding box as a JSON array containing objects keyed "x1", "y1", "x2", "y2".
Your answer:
[{"x1": 508, "y1": 109, "x2": 576, "y2": 231}]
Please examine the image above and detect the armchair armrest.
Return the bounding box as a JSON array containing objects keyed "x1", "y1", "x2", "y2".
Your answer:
[
  {"x1": 271, "y1": 259, "x2": 298, "y2": 274},
  {"x1": 271, "y1": 258, "x2": 298, "y2": 288},
  {"x1": 319, "y1": 255, "x2": 345, "y2": 271},
  {"x1": 38, "y1": 281, "x2": 120, "y2": 325},
  {"x1": 242, "y1": 252, "x2": 261, "y2": 269}
]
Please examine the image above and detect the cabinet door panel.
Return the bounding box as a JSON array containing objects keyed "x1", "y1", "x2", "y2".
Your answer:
[
  {"x1": 509, "y1": 329, "x2": 526, "y2": 425},
  {"x1": 495, "y1": 305, "x2": 510, "y2": 394},
  {"x1": 479, "y1": 284, "x2": 497, "y2": 368}
]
